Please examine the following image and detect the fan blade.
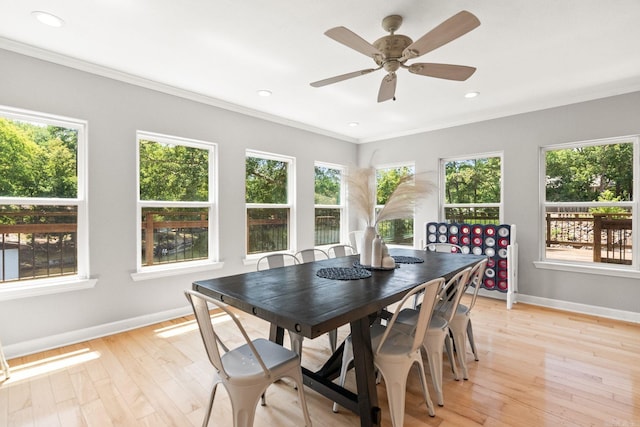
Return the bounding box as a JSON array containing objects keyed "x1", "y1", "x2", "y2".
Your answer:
[
  {"x1": 408, "y1": 63, "x2": 476, "y2": 81},
  {"x1": 377, "y1": 73, "x2": 397, "y2": 102},
  {"x1": 325, "y1": 26, "x2": 382, "y2": 58},
  {"x1": 403, "y1": 10, "x2": 480, "y2": 59},
  {"x1": 310, "y1": 68, "x2": 378, "y2": 87}
]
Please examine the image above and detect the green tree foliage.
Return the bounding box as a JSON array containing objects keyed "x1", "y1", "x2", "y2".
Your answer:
[
  {"x1": 314, "y1": 166, "x2": 341, "y2": 204},
  {"x1": 245, "y1": 156, "x2": 288, "y2": 204},
  {"x1": 546, "y1": 143, "x2": 633, "y2": 202},
  {"x1": 445, "y1": 157, "x2": 501, "y2": 204},
  {"x1": 376, "y1": 166, "x2": 413, "y2": 204},
  {"x1": 0, "y1": 117, "x2": 77, "y2": 198},
  {"x1": 139, "y1": 140, "x2": 209, "y2": 202},
  {"x1": 376, "y1": 166, "x2": 414, "y2": 244}
]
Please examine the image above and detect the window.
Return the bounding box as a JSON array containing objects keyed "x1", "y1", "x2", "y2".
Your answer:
[
  {"x1": 376, "y1": 164, "x2": 415, "y2": 246},
  {"x1": 246, "y1": 151, "x2": 294, "y2": 255},
  {"x1": 137, "y1": 131, "x2": 217, "y2": 272},
  {"x1": 314, "y1": 163, "x2": 345, "y2": 246},
  {"x1": 0, "y1": 106, "x2": 89, "y2": 293},
  {"x1": 442, "y1": 154, "x2": 502, "y2": 224},
  {"x1": 541, "y1": 137, "x2": 638, "y2": 267}
]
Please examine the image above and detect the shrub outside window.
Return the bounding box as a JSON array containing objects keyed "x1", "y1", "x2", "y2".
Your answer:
[
  {"x1": 542, "y1": 137, "x2": 638, "y2": 267},
  {"x1": 246, "y1": 151, "x2": 294, "y2": 255},
  {"x1": 0, "y1": 106, "x2": 88, "y2": 289},
  {"x1": 376, "y1": 164, "x2": 415, "y2": 246},
  {"x1": 442, "y1": 154, "x2": 502, "y2": 225},
  {"x1": 137, "y1": 132, "x2": 216, "y2": 271},
  {"x1": 314, "y1": 163, "x2": 344, "y2": 246}
]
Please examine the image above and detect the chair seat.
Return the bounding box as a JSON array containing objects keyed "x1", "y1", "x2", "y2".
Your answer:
[
  {"x1": 456, "y1": 303, "x2": 470, "y2": 316},
  {"x1": 369, "y1": 323, "x2": 415, "y2": 357},
  {"x1": 222, "y1": 338, "x2": 299, "y2": 380}
]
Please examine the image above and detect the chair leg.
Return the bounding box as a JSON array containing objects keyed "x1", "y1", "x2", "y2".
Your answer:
[
  {"x1": 451, "y1": 325, "x2": 469, "y2": 380},
  {"x1": 332, "y1": 337, "x2": 353, "y2": 413},
  {"x1": 226, "y1": 384, "x2": 266, "y2": 427},
  {"x1": 290, "y1": 370, "x2": 313, "y2": 427},
  {"x1": 444, "y1": 333, "x2": 460, "y2": 381},
  {"x1": 378, "y1": 363, "x2": 409, "y2": 427},
  {"x1": 328, "y1": 329, "x2": 338, "y2": 354},
  {"x1": 467, "y1": 320, "x2": 479, "y2": 361},
  {"x1": 424, "y1": 334, "x2": 445, "y2": 406},
  {"x1": 0, "y1": 338, "x2": 9, "y2": 380},
  {"x1": 415, "y1": 357, "x2": 436, "y2": 417},
  {"x1": 289, "y1": 331, "x2": 304, "y2": 357},
  {"x1": 202, "y1": 383, "x2": 218, "y2": 427}
]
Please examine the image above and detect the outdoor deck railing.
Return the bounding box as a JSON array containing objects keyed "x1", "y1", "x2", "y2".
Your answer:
[{"x1": 2, "y1": 210, "x2": 635, "y2": 283}]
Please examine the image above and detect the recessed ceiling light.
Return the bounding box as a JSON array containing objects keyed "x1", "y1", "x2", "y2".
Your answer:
[
  {"x1": 348, "y1": 122, "x2": 359, "y2": 127},
  {"x1": 32, "y1": 11, "x2": 65, "y2": 28},
  {"x1": 257, "y1": 90, "x2": 272, "y2": 97},
  {"x1": 465, "y1": 91, "x2": 480, "y2": 99}
]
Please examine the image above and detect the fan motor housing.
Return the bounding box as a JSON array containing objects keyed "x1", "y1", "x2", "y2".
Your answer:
[{"x1": 373, "y1": 34, "x2": 412, "y2": 62}]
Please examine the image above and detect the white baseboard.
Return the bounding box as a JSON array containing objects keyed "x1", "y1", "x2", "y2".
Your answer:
[
  {"x1": 516, "y1": 294, "x2": 640, "y2": 324},
  {"x1": 478, "y1": 289, "x2": 639, "y2": 323},
  {"x1": 4, "y1": 306, "x2": 193, "y2": 359},
  {"x1": 4, "y1": 293, "x2": 639, "y2": 359}
]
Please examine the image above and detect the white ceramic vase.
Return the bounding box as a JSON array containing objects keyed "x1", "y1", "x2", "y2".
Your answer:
[{"x1": 360, "y1": 226, "x2": 376, "y2": 266}]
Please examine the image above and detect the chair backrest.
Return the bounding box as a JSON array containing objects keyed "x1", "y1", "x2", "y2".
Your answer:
[
  {"x1": 376, "y1": 277, "x2": 445, "y2": 355},
  {"x1": 425, "y1": 243, "x2": 463, "y2": 253},
  {"x1": 295, "y1": 248, "x2": 329, "y2": 263},
  {"x1": 256, "y1": 253, "x2": 300, "y2": 271},
  {"x1": 327, "y1": 244, "x2": 357, "y2": 258},
  {"x1": 348, "y1": 230, "x2": 364, "y2": 254},
  {"x1": 464, "y1": 258, "x2": 488, "y2": 311},
  {"x1": 435, "y1": 267, "x2": 472, "y2": 323},
  {"x1": 184, "y1": 289, "x2": 270, "y2": 379}
]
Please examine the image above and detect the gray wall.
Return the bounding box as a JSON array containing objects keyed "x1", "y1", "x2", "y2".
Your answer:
[
  {"x1": 0, "y1": 49, "x2": 357, "y2": 355},
  {"x1": 1, "y1": 47, "x2": 639, "y2": 357},
  {"x1": 358, "y1": 91, "x2": 640, "y2": 317}
]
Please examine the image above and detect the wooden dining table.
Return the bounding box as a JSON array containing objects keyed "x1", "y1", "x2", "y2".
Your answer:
[{"x1": 193, "y1": 248, "x2": 484, "y2": 427}]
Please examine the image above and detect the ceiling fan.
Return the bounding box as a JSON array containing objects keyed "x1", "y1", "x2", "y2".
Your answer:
[{"x1": 310, "y1": 11, "x2": 480, "y2": 102}]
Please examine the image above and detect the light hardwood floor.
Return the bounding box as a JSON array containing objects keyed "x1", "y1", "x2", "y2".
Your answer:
[{"x1": 1, "y1": 296, "x2": 639, "y2": 426}]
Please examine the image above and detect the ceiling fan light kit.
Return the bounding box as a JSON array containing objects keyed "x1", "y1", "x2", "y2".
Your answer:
[{"x1": 310, "y1": 10, "x2": 480, "y2": 103}]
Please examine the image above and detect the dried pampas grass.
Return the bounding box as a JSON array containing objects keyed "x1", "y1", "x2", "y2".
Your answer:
[
  {"x1": 346, "y1": 166, "x2": 435, "y2": 227},
  {"x1": 374, "y1": 174, "x2": 435, "y2": 226},
  {"x1": 346, "y1": 166, "x2": 376, "y2": 226}
]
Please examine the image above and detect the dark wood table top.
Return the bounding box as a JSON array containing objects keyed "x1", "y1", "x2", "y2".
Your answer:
[{"x1": 193, "y1": 248, "x2": 484, "y2": 339}]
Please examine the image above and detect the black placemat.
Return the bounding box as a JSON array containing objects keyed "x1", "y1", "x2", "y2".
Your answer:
[
  {"x1": 392, "y1": 255, "x2": 424, "y2": 264},
  {"x1": 317, "y1": 267, "x2": 372, "y2": 280}
]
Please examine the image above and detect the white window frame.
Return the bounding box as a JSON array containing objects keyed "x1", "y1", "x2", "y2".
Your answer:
[
  {"x1": 439, "y1": 152, "x2": 504, "y2": 224},
  {"x1": 375, "y1": 162, "x2": 416, "y2": 248},
  {"x1": 314, "y1": 162, "x2": 346, "y2": 248},
  {"x1": 0, "y1": 105, "x2": 95, "y2": 301},
  {"x1": 131, "y1": 131, "x2": 221, "y2": 281},
  {"x1": 245, "y1": 150, "x2": 295, "y2": 260},
  {"x1": 535, "y1": 135, "x2": 640, "y2": 278}
]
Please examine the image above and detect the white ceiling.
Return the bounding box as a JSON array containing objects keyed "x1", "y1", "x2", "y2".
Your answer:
[{"x1": 1, "y1": 1, "x2": 640, "y2": 143}]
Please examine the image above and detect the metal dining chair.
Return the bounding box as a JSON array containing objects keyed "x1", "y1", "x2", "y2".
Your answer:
[
  {"x1": 185, "y1": 289, "x2": 312, "y2": 427},
  {"x1": 0, "y1": 337, "x2": 9, "y2": 380},
  {"x1": 327, "y1": 244, "x2": 357, "y2": 258},
  {"x1": 256, "y1": 253, "x2": 300, "y2": 271},
  {"x1": 294, "y1": 248, "x2": 329, "y2": 263},
  {"x1": 448, "y1": 258, "x2": 488, "y2": 379},
  {"x1": 294, "y1": 248, "x2": 337, "y2": 352},
  {"x1": 332, "y1": 277, "x2": 444, "y2": 425},
  {"x1": 256, "y1": 253, "x2": 305, "y2": 355},
  {"x1": 396, "y1": 266, "x2": 472, "y2": 406}
]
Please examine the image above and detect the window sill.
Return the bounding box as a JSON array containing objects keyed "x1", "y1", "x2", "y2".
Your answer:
[
  {"x1": 0, "y1": 277, "x2": 98, "y2": 301},
  {"x1": 131, "y1": 261, "x2": 224, "y2": 282},
  {"x1": 533, "y1": 260, "x2": 640, "y2": 279}
]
